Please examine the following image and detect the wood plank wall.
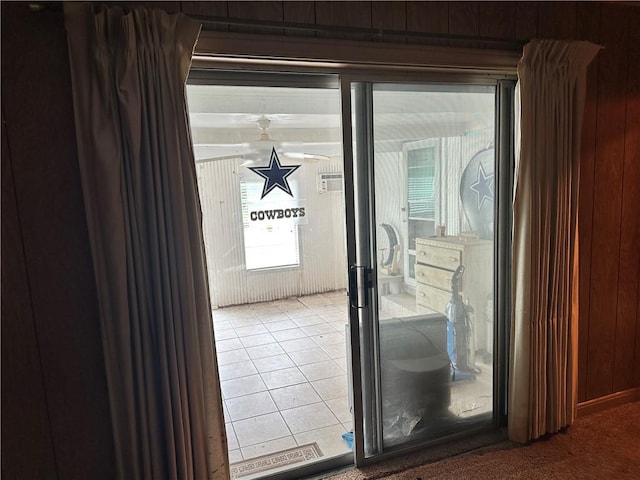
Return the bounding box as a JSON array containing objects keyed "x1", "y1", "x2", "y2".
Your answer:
[
  {"x1": 1, "y1": 4, "x2": 115, "y2": 479},
  {"x1": 574, "y1": 3, "x2": 640, "y2": 401},
  {"x1": 1, "y1": 1, "x2": 638, "y2": 478}
]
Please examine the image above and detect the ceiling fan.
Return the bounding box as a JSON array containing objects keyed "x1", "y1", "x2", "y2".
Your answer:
[{"x1": 194, "y1": 115, "x2": 331, "y2": 166}]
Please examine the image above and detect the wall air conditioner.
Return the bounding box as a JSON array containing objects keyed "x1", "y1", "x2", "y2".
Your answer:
[{"x1": 317, "y1": 172, "x2": 344, "y2": 193}]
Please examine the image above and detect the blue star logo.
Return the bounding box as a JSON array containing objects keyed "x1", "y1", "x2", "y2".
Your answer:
[
  {"x1": 469, "y1": 162, "x2": 495, "y2": 210},
  {"x1": 248, "y1": 147, "x2": 300, "y2": 199}
]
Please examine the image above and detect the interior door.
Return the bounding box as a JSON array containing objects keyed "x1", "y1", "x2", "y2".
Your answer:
[{"x1": 346, "y1": 80, "x2": 504, "y2": 461}]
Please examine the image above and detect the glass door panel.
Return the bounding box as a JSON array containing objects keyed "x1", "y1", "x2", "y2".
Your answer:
[
  {"x1": 187, "y1": 79, "x2": 354, "y2": 479},
  {"x1": 352, "y1": 82, "x2": 498, "y2": 455},
  {"x1": 188, "y1": 74, "x2": 508, "y2": 471}
]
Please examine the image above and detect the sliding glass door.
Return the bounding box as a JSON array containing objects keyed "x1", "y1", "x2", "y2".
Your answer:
[
  {"x1": 346, "y1": 80, "x2": 512, "y2": 460},
  {"x1": 187, "y1": 68, "x2": 514, "y2": 476}
]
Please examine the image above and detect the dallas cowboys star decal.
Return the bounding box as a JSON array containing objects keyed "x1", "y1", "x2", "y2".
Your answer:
[
  {"x1": 469, "y1": 162, "x2": 495, "y2": 210},
  {"x1": 248, "y1": 147, "x2": 301, "y2": 199}
]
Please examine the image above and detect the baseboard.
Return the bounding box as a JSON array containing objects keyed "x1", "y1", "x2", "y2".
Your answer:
[{"x1": 577, "y1": 387, "x2": 640, "y2": 417}]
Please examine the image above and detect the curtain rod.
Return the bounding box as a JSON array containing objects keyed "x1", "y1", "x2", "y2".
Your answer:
[{"x1": 193, "y1": 15, "x2": 526, "y2": 52}]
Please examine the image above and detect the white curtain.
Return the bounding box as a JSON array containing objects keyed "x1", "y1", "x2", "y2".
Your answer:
[
  {"x1": 64, "y1": 3, "x2": 229, "y2": 478},
  {"x1": 510, "y1": 39, "x2": 600, "y2": 443}
]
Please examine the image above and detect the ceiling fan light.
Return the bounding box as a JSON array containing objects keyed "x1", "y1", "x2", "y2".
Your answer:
[{"x1": 256, "y1": 115, "x2": 271, "y2": 132}]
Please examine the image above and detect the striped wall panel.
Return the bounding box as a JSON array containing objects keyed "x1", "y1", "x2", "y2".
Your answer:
[{"x1": 196, "y1": 157, "x2": 347, "y2": 307}]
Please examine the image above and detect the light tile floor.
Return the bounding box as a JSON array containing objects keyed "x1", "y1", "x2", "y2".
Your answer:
[
  {"x1": 213, "y1": 290, "x2": 353, "y2": 473},
  {"x1": 214, "y1": 290, "x2": 493, "y2": 477}
]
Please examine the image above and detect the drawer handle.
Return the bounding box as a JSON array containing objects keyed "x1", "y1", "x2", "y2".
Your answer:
[
  {"x1": 418, "y1": 292, "x2": 425, "y2": 297},
  {"x1": 449, "y1": 257, "x2": 458, "y2": 262},
  {"x1": 418, "y1": 251, "x2": 425, "y2": 256},
  {"x1": 417, "y1": 272, "x2": 424, "y2": 276}
]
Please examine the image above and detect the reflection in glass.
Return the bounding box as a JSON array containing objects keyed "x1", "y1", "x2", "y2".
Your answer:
[{"x1": 373, "y1": 85, "x2": 496, "y2": 447}]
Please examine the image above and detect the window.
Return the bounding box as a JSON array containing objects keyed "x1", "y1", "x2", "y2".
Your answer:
[
  {"x1": 240, "y1": 177, "x2": 301, "y2": 270},
  {"x1": 407, "y1": 147, "x2": 436, "y2": 226},
  {"x1": 406, "y1": 142, "x2": 438, "y2": 251},
  {"x1": 403, "y1": 139, "x2": 439, "y2": 284}
]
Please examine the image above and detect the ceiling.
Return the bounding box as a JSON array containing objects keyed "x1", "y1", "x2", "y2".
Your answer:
[{"x1": 186, "y1": 84, "x2": 495, "y2": 161}]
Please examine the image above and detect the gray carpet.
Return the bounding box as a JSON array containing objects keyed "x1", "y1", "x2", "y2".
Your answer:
[{"x1": 326, "y1": 401, "x2": 640, "y2": 480}]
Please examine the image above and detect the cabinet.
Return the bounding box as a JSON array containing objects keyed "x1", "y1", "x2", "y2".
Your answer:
[{"x1": 415, "y1": 237, "x2": 493, "y2": 355}]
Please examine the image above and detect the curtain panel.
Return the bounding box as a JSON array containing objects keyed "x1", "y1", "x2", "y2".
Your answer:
[
  {"x1": 64, "y1": 4, "x2": 229, "y2": 478},
  {"x1": 510, "y1": 40, "x2": 600, "y2": 443}
]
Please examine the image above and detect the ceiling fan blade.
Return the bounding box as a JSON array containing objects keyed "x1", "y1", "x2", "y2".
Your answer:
[
  {"x1": 194, "y1": 151, "x2": 330, "y2": 165},
  {"x1": 195, "y1": 154, "x2": 245, "y2": 164},
  {"x1": 282, "y1": 152, "x2": 331, "y2": 162},
  {"x1": 194, "y1": 115, "x2": 337, "y2": 165}
]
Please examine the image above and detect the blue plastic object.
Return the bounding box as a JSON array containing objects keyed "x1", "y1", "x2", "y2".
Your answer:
[{"x1": 341, "y1": 431, "x2": 354, "y2": 450}]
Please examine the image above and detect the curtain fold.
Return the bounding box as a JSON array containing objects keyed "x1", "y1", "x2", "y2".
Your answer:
[
  {"x1": 510, "y1": 39, "x2": 600, "y2": 443},
  {"x1": 64, "y1": 3, "x2": 229, "y2": 478}
]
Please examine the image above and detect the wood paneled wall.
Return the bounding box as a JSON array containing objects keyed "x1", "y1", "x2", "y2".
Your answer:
[
  {"x1": 1, "y1": 4, "x2": 115, "y2": 479},
  {"x1": 574, "y1": 3, "x2": 640, "y2": 402},
  {"x1": 1, "y1": 1, "x2": 638, "y2": 478},
  {"x1": 176, "y1": 1, "x2": 598, "y2": 47}
]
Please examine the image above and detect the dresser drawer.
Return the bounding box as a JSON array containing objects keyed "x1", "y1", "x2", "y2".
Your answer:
[
  {"x1": 415, "y1": 263, "x2": 456, "y2": 291},
  {"x1": 415, "y1": 242, "x2": 461, "y2": 270},
  {"x1": 415, "y1": 283, "x2": 451, "y2": 314}
]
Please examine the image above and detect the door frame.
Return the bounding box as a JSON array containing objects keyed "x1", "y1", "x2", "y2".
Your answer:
[
  {"x1": 190, "y1": 32, "x2": 518, "y2": 474},
  {"x1": 344, "y1": 76, "x2": 516, "y2": 465}
]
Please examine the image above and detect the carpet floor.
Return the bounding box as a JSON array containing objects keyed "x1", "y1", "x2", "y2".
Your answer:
[{"x1": 326, "y1": 401, "x2": 640, "y2": 480}]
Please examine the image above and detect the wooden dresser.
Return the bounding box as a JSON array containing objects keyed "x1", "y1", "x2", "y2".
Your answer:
[{"x1": 415, "y1": 236, "x2": 493, "y2": 355}]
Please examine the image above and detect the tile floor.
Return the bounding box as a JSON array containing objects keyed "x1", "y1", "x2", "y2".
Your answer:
[
  {"x1": 214, "y1": 289, "x2": 493, "y2": 478},
  {"x1": 213, "y1": 290, "x2": 353, "y2": 472}
]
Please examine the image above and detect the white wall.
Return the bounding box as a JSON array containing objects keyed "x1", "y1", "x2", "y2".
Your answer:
[
  {"x1": 374, "y1": 151, "x2": 405, "y2": 266},
  {"x1": 197, "y1": 129, "x2": 492, "y2": 307},
  {"x1": 441, "y1": 128, "x2": 494, "y2": 236},
  {"x1": 197, "y1": 157, "x2": 347, "y2": 307}
]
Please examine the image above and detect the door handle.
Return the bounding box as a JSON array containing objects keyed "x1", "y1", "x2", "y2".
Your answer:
[{"x1": 348, "y1": 265, "x2": 374, "y2": 309}]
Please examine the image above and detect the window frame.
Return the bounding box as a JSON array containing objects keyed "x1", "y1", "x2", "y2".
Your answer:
[
  {"x1": 239, "y1": 175, "x2": 302, "y2": 272},
  {"x1": 402, "y1": 138, "x2": 440, "y2": 286}
]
